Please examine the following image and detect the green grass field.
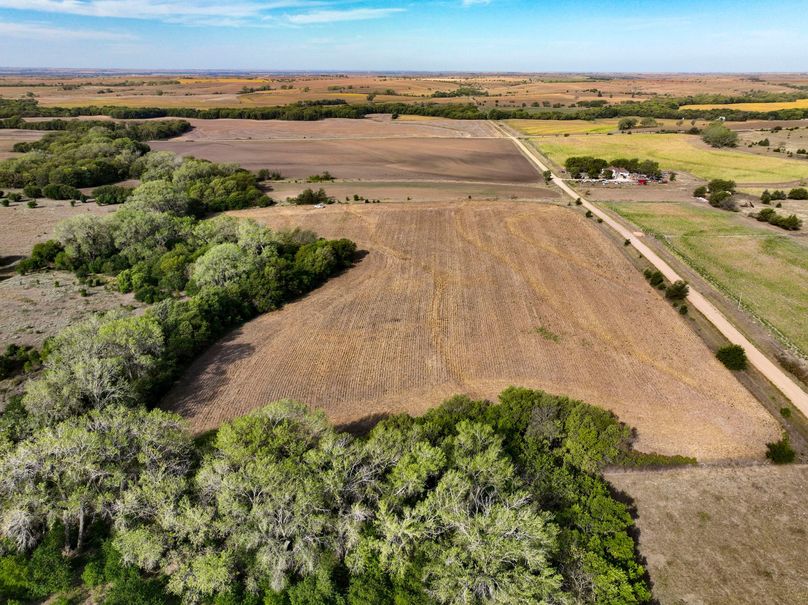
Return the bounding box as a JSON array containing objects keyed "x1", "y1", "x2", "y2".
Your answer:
[
  {"x1": 507, "y1": 118, "x2": 709, "y2": 136},
  {"x1": 536, "y1": 133, "x2": 808, "y2": 183},
  {"x1": 606, "y1": 201, "x2": 808, "y2": 355}
]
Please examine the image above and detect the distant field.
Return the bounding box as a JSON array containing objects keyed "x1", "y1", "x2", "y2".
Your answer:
[
  {"x1": 607, "y1": 465, "x2": 808, "y2": 605},
  {"x1": 681, "y1": 98, "x2": 808, "y2": 111},
  {"x1": 536, "y1": 133, "x2": 808, "y2": 183},
  {"x1": 606, "y1": 201, "x2": 808, "y2": 355},
  {"x1": 507, "y1": 118, "x2": 711, "y2": 136},
  {"x1": 164, "y1": 201, "x2": 778, "y2": 461}
]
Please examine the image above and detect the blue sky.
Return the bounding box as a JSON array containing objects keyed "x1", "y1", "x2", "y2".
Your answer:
[{"x1": 0, "y1": 0, "x2": 805, "y2": 71}]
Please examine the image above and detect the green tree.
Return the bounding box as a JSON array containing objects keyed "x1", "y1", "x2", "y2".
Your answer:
[
  {"x1": 0, "y1": 406, "x2": 191, "y2": 554},
  {"x1": 701, "y1": 122, "x2": 738, "y2": 148}
]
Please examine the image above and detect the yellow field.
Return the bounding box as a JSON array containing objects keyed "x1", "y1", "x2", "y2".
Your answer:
[
  {"x1": 536, "y1": 133, "x2": 808, "y2": 183},
  {"x1": 681, "y1": 98, "x2": 808, "y2": 111},
  {"x1": 507, "y1": 118, "x2": 703, "y2": 136}
]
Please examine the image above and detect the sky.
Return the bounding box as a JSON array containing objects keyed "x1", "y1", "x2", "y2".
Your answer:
[{"x1": 0, "y1": 0, "x2": 806, "y2": 72}]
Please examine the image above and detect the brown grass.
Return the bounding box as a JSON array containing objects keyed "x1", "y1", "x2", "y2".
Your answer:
[
  {"x1": 0, "y1": 200, "x2": 117, "y2": 258},
  {"x1": 607, "y1": 465, "x2": 808, "y2": 605},
  {"x1": 163, "y1": 201, "x2": 778, "y2": 461},
  {"x1": 0, "y1": 271, "x2": 142, "y2": 349}
]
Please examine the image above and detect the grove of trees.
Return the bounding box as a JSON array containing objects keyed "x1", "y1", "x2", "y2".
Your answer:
[{"x1": 0, "y1": 385, "x2": 690, "y2": 604}]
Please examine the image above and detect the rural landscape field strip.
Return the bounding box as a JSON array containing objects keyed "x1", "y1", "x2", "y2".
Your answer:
[
  {"x1": 533, "y1": 132, "x2": 808, "y2": 183},
  {"x1": 164, "y1": 201, "x2": 778, "y2": 461},
  {"x1": 607, "y1": 465, "x2": 808, "y2": 605},
  {"x1": 497, "y1": 123, "x2": 808, "y2": 415},
  {"x1": 606, "y1": 201, "x2": 808, "y2": 356}
]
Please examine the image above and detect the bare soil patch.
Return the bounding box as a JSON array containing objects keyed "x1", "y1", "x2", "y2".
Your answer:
[
  {"x1": 607, "y1": 465, "x2": 808, "y2": 605},
  {"x1": 150, "y1": 137, "x2": 538, "y2": 182},
  {"x1": 164, "y1": 201, "x2": 778, "y2": 461},
  {"x1": 269, "y1": 181, "x2": 559, "y2": 204},
  {"x1": 0, "y1": 129, "x2": 43, "y2": 160},
  {"x1": 163, "y1": 116, "x2": 499, "y2": 141}
]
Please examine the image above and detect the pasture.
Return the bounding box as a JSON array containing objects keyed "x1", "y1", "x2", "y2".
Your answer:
[
  {"x1": 606, "y1": 201, "x2": 808, "y2": 355},
  {"x1": 535, "y1": 133, "x2": 808, "y2": 183},
  {"x1": 607, "y1": 465, "x2": 808, "y2": 605},
  {"x1": 164, "y1": 201, "x2": 778, "y2": 461}
]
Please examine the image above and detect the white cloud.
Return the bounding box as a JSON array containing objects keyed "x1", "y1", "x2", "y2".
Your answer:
[
  {"x1": 461, "y1": 0, "x2": 491, "y2": 5},
  {"x1": 286, "y1": 7, "x2": 404, "y2": 25},
  {"x1": 0, "y1": 1, "x2": 322, "y2": 25},
  {"x1": 0, "y1": 1, "x2": 405, "y2": 27},
  {"x1": 0, "y1": 19, "x2": 136, "y2": 39}
]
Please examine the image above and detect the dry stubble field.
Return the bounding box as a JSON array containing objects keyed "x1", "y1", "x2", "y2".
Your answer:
[
  {"x1": 607, "y1": 465, "x2": 808, "y2": 605},
  {"x1": 164, "y1": 201, "x2": 778, "y2": 461},
  {"x1": 149, "y1": 117, "x2": 536, "y2": 181}
]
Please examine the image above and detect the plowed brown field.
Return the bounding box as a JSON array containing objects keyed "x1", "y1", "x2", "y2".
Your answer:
[
  {"x1": 150, "y1": 137, "x2": 537, "y2": 182},
  {"x1": 164, "y1": 201, "x2": 778, "y2": 461}
]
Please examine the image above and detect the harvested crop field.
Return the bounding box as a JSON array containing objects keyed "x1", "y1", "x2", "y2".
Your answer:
[
  {"x1": 164, "y1": 201, "x2": 778, "y2": 460},
  {"x1": 160, "y1": 116, "x2": 499, "y2": 140},
  {"x1": 0, "y1": 200, "x2": 117, "y2": 258},
  {"x1": 607, "y1": 465, "x2": 808, "y2": 605},
  {"x1": 148, "y1": 116, "x2": 535, "y2": 182},
  {"x1": 150, "y1": 137, "x2": 538, "y2": 182},
  {"x1": 270, "y1": 181, "x2": 559, "y2": 204}
]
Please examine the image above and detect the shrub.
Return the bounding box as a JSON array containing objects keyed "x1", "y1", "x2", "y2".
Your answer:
[
  {"x1": 766, "y1": 435, "x2": 796, "y2": 464},
  {"x1": 678, "y1": 304, "x2": 688, "y2": 315},
  {"x1": 665, "y1": 280, "x2": 689, "y2": 300},
  {"x1": 291, "y1": 188, "x2": 332, "y2": 205},
  {"x1": 23, "y1": 183, "x2": 42, "y2": 198},
  {"x1": 26, "y1": 199, "x2": 37, "y2": 208},
  {"x1": 693, "y1": 185, "x2": 707, "y2": 198},
  {"x1": 1, "y1": 198, "x2": 8, "y2": 207},
  {"x1": 716, "y1": 344, "x2": 748, "y2": 370},
  {"x1": 787, "y1": 187, "x2": 808, "y2": 200},
  {"x1": 707, "y1": 179, "x2": 736, "y2": 194},
  {"x1": 43, "y1": 183, "x2": 82, "y2": 200},
  {"x1": 701, "y1": 122, "x2": 738, "y2": 148},
  {"x1": 92, "y1": 184, "x2": 133, "y2": 205},
  {"x1": 760, "y1": 190, "x2": 771, "y2": 204},
  {"x1": 585, "y1": 209, "x2": 593, "y2": 218},
  {"x1": 307, "y1": 171, "x2": 334, "y2": 183},
  {"x1": 618, "y1": 117, "x2": 637, "y2": 131},
  {"x1": 7, "y1": 192, "x2": 22, "y2": 203}
]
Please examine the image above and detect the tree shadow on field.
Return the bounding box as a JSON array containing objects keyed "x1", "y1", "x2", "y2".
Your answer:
[
  {"x1": 337, "y1": 412, "x2": 390, "y2": 437},
  {"x1": 167, "y1": 330, "x2": 256, "y2": 417}
]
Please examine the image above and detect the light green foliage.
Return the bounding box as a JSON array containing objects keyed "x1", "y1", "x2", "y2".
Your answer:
[
  {"x1": 0, "y1": 406, "x2": 191, "y2": 554},
  {"x1": 110, "y1": 206, "x2": 193, "y2": 265},
  {"x1": 128, "y1": 179, "x2": 190, "y2": 216},
  {"x1": 701, "y1": 122, "x2": 738, "y2": 148},
  {"x1": 22, "y1": 311, "x2": 164, "y2": 424},
  {"x1": 191, "y1": 242, "x2": 255, "y2": 289},
  {"x1": 54, "y1": 213, "x2": 115, "y2": 265},
  {"x1": 115, "y1": 401, "x2": 370, "y2": 600}
]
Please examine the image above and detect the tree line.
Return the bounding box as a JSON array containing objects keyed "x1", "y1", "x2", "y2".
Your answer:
[
  {"x1": 0, "y1": 384, "x2": 694, "y2": 604},
  {"x1": 6, "y1": 96, "x2": 808, "y2": 123}
]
